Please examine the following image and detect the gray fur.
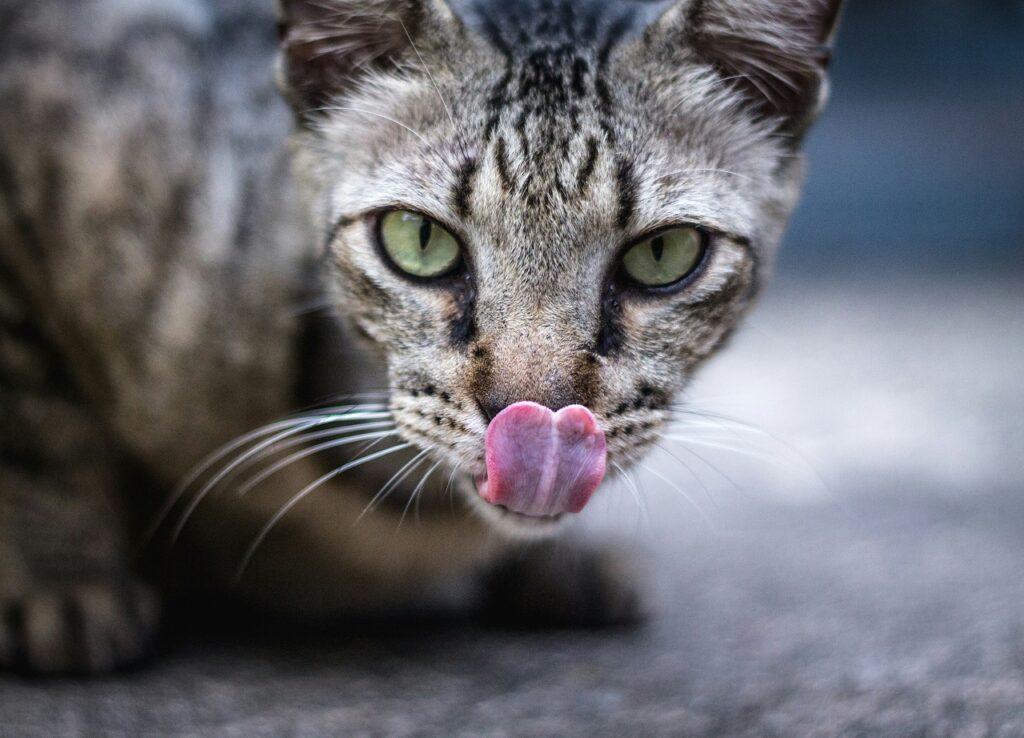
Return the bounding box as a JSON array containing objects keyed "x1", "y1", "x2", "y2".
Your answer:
[{"x1": 0, "y1": 0, "x2": 840, "y2": 673}]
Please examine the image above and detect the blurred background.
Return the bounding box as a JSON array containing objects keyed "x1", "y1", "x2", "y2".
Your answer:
[
  {"x1": 3, "y1": 1, "x2": 1023, "y2": 735},
  {"x1": 787, "y1": 0, "x2": 1024, "y2": 273},
  {"x1": 672, "y1": 0, "x2": 1024, "y2": 506}
]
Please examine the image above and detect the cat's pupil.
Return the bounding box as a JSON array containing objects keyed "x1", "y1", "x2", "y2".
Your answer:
[
  {"x1": 651, "y1": 237, "x2": 665, "y2": 262},
  {"x1": 419, "y1": 218, "x2": 432, "y2": 251}
]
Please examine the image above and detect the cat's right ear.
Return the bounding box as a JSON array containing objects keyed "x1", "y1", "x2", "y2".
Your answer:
[{"x1": 277, "y1": 0, "x2": 461, "y2": 120}]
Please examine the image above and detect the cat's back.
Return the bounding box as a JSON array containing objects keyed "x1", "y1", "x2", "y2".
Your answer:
[{"x1": 0, "y1": 0, "x2": 309, "y2": 481}]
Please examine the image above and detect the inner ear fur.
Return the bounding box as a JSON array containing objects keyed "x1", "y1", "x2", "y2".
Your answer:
[
  {"x1": 655, "y1": 0, "x2": 843, "y2": 136},
  {"x1": 277, "y1": 0, "x2": 461, "y2": 119}
]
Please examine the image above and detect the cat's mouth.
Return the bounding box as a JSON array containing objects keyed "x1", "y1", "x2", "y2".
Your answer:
[{"x1": 473, "y1": 402, "x2": 607, "y2": 524}]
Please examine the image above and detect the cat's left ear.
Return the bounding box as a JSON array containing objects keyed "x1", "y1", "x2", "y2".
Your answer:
[
  {"x1": 649, "y1": 0, "x2": 844, "y2": 137},
  {"x1": 277, "y1": 0, "x2": 461, "y2": 119}
]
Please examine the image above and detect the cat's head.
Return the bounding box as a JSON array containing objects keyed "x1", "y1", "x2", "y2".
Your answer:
[{"x1": 279, "y1": 0, "x2": 841, "y2": 534}]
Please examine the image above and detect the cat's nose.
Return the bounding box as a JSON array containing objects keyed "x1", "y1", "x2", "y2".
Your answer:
[{"x1": 476, "y1": 388, "x2": 579, "y2": 422}]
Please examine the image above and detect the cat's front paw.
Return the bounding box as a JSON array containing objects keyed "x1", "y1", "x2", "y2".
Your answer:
[
  {"x1": 482, "y1": 544, "x2": 651, "y2": 629},
  {"x1": 0, "y1": 578, "x2": 160, "y2": 675}
]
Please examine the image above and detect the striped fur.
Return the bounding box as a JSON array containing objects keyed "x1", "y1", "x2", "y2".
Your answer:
[{"x1": 0, "y1": 0, "x2": 840, "y2": 673}]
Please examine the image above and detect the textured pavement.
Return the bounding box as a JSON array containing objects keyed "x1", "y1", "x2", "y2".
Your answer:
[{"x1": 2, "y1": 275, "x2": 1023, "y2": 737}]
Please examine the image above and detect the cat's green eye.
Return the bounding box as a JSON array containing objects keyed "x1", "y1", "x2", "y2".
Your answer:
[
  {"x1": 621, "y1": 227, "x2": 706, "y2": 288},
  {"x1": 379, "y1": 210, "x2": 462, "y2": 279}
]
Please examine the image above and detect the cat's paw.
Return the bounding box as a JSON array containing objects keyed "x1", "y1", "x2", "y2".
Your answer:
[
  {"x1": 0, "y1": 578, "x2": 161, "y2": 675},
  {"x1": 482, "y1": 544, "x2": 651, "y2": 629}
]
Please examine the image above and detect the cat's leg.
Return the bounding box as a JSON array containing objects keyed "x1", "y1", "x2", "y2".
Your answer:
[
  {"x1": 0, "y1": 309, "x2": 160, "y2": 675},
  {"x1": 481, "y1": 540, "x2": 651, "y2": 628},
  {"x1": 0, "y1": 440, "x2": 161, "y2": 676}
]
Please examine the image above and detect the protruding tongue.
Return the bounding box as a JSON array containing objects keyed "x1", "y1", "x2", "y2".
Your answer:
[{"x1": 479, "y1": 402, "x2": 607, "y2": 517}]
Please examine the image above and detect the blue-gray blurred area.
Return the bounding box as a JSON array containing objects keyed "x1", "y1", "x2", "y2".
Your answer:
[{"x1": 785, "y1": 0, "x2": 1024, "y2": 273}]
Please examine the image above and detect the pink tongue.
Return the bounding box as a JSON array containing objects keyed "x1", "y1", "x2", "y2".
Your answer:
[{"x1": 479, "y1": 402, "x2": 607, "y2": 517}]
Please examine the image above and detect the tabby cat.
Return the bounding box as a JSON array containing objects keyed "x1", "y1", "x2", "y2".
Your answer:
[{"x1": 0, "y1": 0, "x2": 841, "y2": 674}]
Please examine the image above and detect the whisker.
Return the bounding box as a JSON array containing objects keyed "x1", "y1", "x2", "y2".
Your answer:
[
  {"x1": 167, "y1": 419, "x2": 326, "y2": 547},
  {"x1": 658, "y1": 167, "x2": 761, "y2": 184},
  {"x1": 669, "y1": 405, "x2": 829, "y2": 489},
  {"x1": 234, "y1": 442, "x2": 413, "y2": 581},
  {"x1": 312, "y1": 105, "x2": 431, "y2": 145},
  {"x1": 167, "y1": 410, "x2": 393, "y2": 546},
  {"x1": 302, "y1": 408, "x2": 392, "y2": 421},
  {"x1": 611, "y1": 461, "x2": 651, "y2": 531},
  {"x1": 670, "y1": 405, "x2": 781, "y2": 438},
  {"x1": 443, "y1": 463, "x2": 463, "y2": 514},
  {"x1": 236, "y1": 429, "x2": 401, "y2": 497},
  {"x1": 664, "y1": 434, "x2": 789, "y2": 464},
  {"x1": 637, "y1": 461, "x2": 716, "y2": 531},
  {"x1": 652, "y1": 441, "x2": 719, "y2": 510},
  {"x1": 664, "y1": 439, "x2": 746, "y2": 499},
  {"x1": 297, "y1": 395, "x2": 390, "y2": 416},
  {"x1": 397, "y1": 17, "x2": 470, "y2": 163},
  {"x1": 355, "y1": 450, "x2": 430, "y2": 524},
  {"x1": 398, "y1": 459, "x2": 444, "y2": 532},
  {"x1": 236, "y1": 420, "x2": 395, "y2": 468},
  {"x1": 290, "y1": 298, "x2": 335, "y2": 317},
  {"x1": 141, "y1": 417, "x2": 314, "y2": 549}
]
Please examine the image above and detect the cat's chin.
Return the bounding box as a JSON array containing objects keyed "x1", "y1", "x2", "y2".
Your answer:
[{"x1": 463, "y1": 477, "x2": 568, "y2": 540}]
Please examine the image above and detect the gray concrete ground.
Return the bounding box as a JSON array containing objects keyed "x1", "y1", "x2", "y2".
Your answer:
[{"x1": 2, "y1": 274, "x2": 1023, "y2": 737}]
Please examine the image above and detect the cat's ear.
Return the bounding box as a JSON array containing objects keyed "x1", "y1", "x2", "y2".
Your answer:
[
  {"x1": 651, "y1": 0, "x2": 843, "y2": 136},
  {"x1": 277, "y1": 0, "x2": 461, "y2": 118}
]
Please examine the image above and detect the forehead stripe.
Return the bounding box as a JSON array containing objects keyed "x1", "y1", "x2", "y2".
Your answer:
[
  {"x1": 615, "y1": 158, "x2": 637, "y2": 229},
  {"x1": 576, "y1": 135, "x2": 601, "y2": 193},
  {"x1": 452, "y1": 156, "x2": 480, "y2": 219}
]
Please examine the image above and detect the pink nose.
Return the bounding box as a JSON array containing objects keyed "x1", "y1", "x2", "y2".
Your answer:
[{"x1": 477, "y1": 401, "x2": 607, "y2": 517}]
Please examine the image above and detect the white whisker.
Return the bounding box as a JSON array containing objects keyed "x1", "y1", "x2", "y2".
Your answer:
[
  {"x1": 142, "y1": 417, "x2": 312, "y2": 549},
  {"x1": 658, "y1": 167, "x2": 761, "y2": 184},
  {"x1": 168, "y1": 419, "x2": 325, "y2": 546},
  {"x1": 355, "y1": 449, "x2": 429, "y2": 524},
  {"x1": 165, "y1": 408, "x2": 394, "y2": 546},
  {"x1": 637, "y1": 461, "x2": 716, "y2": 531},
  {"x1": 236, "y1": 429, "x2": 400, "y2": 497},
  {"x1": 398, "y1": 17, "x2": 469, "y2": 162},
  {"x1": 235, "y1": 420, "x2": 395, "y2": 471},
  {"x1": 314, "y1": 105, "x2": 430, "y2": 145},
  {"x1": 234, "y1": 442, "x2": 413, "y2": 581},
  {"x1": 666, "y1": 440, "x2": 745, "y2": 497},
  {"x1": 443, "y1": 463, "x2": 463, "y2": 514},
  {"x1": 611, "y1": 461, "x2": 651, "y2": 531},
  {"x1": 664, "y1": 435, "x2": 790, "y2": 466},
  {"x1": 398, "y1": 459, "x2": 444, "y2": 531},
  {"x1": 653, "y1": 441, "x2": 719, "y2": 509}
]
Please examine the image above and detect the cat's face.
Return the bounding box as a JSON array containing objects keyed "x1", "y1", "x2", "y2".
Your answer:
[{"x1": 282, "y1": 0, "x2": 840, "y2": 534}]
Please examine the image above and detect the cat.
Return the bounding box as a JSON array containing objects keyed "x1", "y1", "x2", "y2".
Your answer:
[{"x1": 0, "y1": 0, "x2": 842, "y2": 674}]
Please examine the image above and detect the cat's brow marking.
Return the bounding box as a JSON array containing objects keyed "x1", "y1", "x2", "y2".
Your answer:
[
  {"x1": 493, "y1": 136, "x2": 514, "y2": 192},
  {"x1": 615, "y1": 158, "x2": 638, "y2": 229},
  {"x1": 451, "y1": 156, "x2": 480, "y2": 219},
  {"x1": 576, "y1": 135, "x2": 601, "y2": 193}
]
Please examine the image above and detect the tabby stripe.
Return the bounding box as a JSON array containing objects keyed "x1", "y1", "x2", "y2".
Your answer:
[
  {"x1": 615, "y1": 158, "x2": 637, "y2": 229},
  {"x1": 452, "y1": 157, "x2": 479, "y2": 219},
  {"x1": 448, "y1": 275, "x2": 477, "y2": 347},
  {"x1": 576, "y1": 136, "x2": 600, "y2": 192},
  {"x1": 598, "y1": 13, "x2": 634, "y2": 67},
  {"x1": 571, "y1": 57, "x2": 589, "y2": 97},
  {"x1": 494, "y1": 136, "x2": 514, "y2": 192},
  {"x1": 479, "y1": 17, "x2": 513, "y2": 58},
  {"x1": 514, "y1": 109, "x2": 530, "y2": 158}
]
